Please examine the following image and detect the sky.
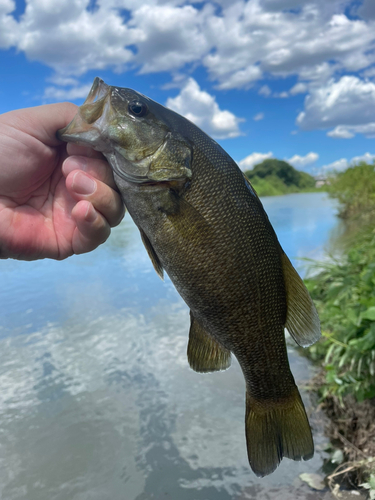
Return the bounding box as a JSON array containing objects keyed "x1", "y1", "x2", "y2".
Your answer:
[{"x1": 1, "y1": 0, "x2": 375, "y2": 175}]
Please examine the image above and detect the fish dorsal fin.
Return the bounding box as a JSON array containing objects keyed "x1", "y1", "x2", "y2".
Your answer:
[
  {"x1": 281, "y1": 251, "x2": 321, "y2": 347},
  {"x1": 139, "y1": 228, "x2": 164, "y2": 281},
  {"x1": 187, "y1": 312, "x2": 231, "y2": 372}
]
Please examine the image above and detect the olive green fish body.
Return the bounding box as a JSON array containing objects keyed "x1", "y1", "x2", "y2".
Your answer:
[
  {"x1": 117, "y1": 139, "x2": 292, "y2": 390},
  {"x1": 58, "y1": 78, "x2": 321, "y2": 477}
]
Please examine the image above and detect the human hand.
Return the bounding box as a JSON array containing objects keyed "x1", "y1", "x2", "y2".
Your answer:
[{"x1": 0, "y1": 103, "x2": 125, "y2": 260}]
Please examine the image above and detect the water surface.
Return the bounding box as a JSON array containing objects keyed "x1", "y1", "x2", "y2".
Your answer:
[{"x1": 0, "y1": 192, "x2": 337, "y2": 500}]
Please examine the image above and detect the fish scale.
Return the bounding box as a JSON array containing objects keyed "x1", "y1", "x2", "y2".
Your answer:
[{"x1": 58, "y1": 77, "x2": 321, "y2": 477}]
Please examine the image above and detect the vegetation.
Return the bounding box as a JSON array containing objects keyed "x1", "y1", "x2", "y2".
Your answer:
[
  {"x1": 303, "y1": 161, "x2": 375, "y2": 494},
  {"x1": 305, "y1": 228, "x2": 375, "y2": 402},
  {"x1": 327, "y1": 161, "x2": 375, "y2": 219},
  {"x1": 244, "y1": 158, "x2": 318, "y2": 197}
]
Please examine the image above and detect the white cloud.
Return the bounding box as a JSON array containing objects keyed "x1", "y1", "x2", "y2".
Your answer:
[
  {"x1": 15, "y1": 0, "x2": 139, "y2": 75},
  {"x1": 47, "y1": 75, "x2": 81, "y2": 87},
  {"x1": 238, "y1": 152, "x2": 273, "y2": 171},
  {"x1": 327, "y1": 126, "x2": 354, "y2": 139},
  {"x1": 258, "y1": 85, "x2": 271, "y2": 97},
  {"x1": 0, "y1": 0, "x2": 19, "y2": 48},
  {"x1": 351, "y1": 152, "x2": 375, "y2": 165},
  {"x1": 290, "y1": 82, "x2": 308, "y2": 95},
  {"x1": 132, "y1": 4, "x2": 212, "y2": 74},
  {"x1": 286, "y1": 152, "x2": 319, "y2": 168},
  {"x1": 43, "y1": 83, "x2": 92, "y2": 101},
  {"x1": 0, "y1": 0, "x2": 373, "y2": 89},
  {"x1": 215, "y1": 65, "x2": 262, "y2": 90},
  {"x1": 327, "y1": 123, "x2": 375, "y2": 139},
  {"x1": 319, "y1": 152, "x2": 375, "y2": 174},
  {"x1": 297, "y1": 76, "x2": 375, "y2": 137},
  {"x1": 253, "y1": 112, "x2": 264, "y2": 121},
  {"x1": 1, "y1": 0, "x2": 375, "y2": 140},
  {"x1": 319, "y1": 158, "x2": 349, "y2": 173},
  {"x1": 203, "y1": 3, "x2": 375, "y2": 89},
  {"x1": 166, "y1": 78, "x2": 243, "y2": 139},
  {"x1": 274, "y1": 91, "x2": 289, "y2": 98}
]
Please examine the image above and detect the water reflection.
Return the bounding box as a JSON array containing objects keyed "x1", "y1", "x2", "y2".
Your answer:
[{"x1": 0, "y1": 192, "x2": 337, "y2": 499}]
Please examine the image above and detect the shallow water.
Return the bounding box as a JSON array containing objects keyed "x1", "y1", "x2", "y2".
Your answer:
[{"x1": 0, "y1": 192, "x2": 338, "y2": 500}]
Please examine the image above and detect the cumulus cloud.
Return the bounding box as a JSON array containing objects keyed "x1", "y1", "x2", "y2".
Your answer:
[
  {"x1": 319, "y1": 152, "x2": 375, "y2": 174},
  {"x1": 203, "y1": 3, "x2": 375, "y2": 89},
  {"x1": 253, "y1": 112, "x2": 264, "y2": 121},
  {"x1": 286, "y1": 152, "x2": 319, "y2": 168},
  {"x1": 0, "y1": 0, "x2": 19, "y2": 48},
  {"x1": 1, "y1": 0, "x2": 375, "y2": 140},
  {"x1": 14, "y1": 0, "x2": 139, "y2": 75},
  {"x1": 327, "y1": 126, "x2": 355, "y2": 139},
  {"x1": 351, "y1": 152, "x2": 375, "y2": 165},
  {"x1": 238, "y1": 152, "x2": 274, "y2": 171},
  {"x1": 290, "y1": 82, "x2": 308, "y2": 95},
  {"x1": 132, "y1": 4, "x2": 212, "y2": 74},
  {"x1": 166, "y1": 78, "x2": 243, "y2": 139},
  {"x1": 327, "y1": 123, "x2": 375, "y2": 139},
  {"x1": 274, "y1": 91, "x2": 289, "y2": 98},
  {"x1": 258, "y1": 85, "x2": 272, "y2": 97},
  {"x1": 319, "y1": 158, "x2": 349, "y2": 173},
  {"x1": 297, "y1": 76, "x2": 375, "y2": 136},
  {"x1": 43, "y1": 83, "x2": 92, "y2": 100},
  {"x1": 0, "y1": 0, "x2": 373, "y2": 89},
  {"x1": 215, "y1": 65, "x2": 262, "y2": 91}
]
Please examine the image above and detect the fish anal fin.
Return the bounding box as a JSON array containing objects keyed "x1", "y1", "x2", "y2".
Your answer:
[
  {"x1": 245, "y1": 387, "x2": 314, "y2": 477},
  {"x1": 139, "y1": 228, "x2": 164, "y2": 281},
  {"x1": 187, "y1": 312, "x2": 231, "y2": 373},
  {"x1": 281, "y1": 251, "x2": 321, "y2": 347}
]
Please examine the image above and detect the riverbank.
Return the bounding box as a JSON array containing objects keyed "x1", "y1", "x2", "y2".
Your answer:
[
  {"x1": 304, "y1": 228, "x2": 375, "y2": 495},
  {"x1": 303, "y1": 163, "x2": 375, "y2": 497},
  {"x1": 251, "y1": 178, "x2": 325, "y2": 197}
]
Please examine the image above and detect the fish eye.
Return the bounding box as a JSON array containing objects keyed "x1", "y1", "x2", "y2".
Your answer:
[{"x1": 128, "y1": 101, "x2": 148, "y2": 117}]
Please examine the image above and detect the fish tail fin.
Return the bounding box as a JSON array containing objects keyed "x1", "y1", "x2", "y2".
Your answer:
[{"x1": 245, "y1": 387, "x2": 314, "y2": 477}]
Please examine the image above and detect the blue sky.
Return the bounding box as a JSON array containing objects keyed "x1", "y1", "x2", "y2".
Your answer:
[{"x1": 1, "y1": 0, "x2": 375, "y2": 174}]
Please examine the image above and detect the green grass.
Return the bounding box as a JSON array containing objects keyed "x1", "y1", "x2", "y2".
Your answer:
[
  {"x1": 304, "y1": 161, "x2": 375, "y2": 402},
  {"x1": 305, "y1": 228, "x2": 375, "y2": 402}
]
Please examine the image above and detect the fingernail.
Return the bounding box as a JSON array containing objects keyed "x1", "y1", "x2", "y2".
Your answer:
[
  {"x1": 63, "y1": 156, "x2": 88, "y2": 176},
  {"x1": 85, "y1": 203, "x2": 97, "y2": 223},
  {"x1": 72, "y1": 171, "x2": 96, "y2": 195}
]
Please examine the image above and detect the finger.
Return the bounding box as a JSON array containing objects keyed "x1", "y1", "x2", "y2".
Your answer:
[
  {"x1": 3, "y1": 102, "x2": 79, "y2": 147},
  {"x1": 66, "y1": 170, "x2": 125, "y2": 227},
  {"x1": 62, "y1": 155, "x2": 117, "y2": 189},
  {"x1": 71, "y1": 200, "x2": 111, "y2": 255},
  {"x1": 66, "y1": 143, "x2": 104, "y2": 160}
]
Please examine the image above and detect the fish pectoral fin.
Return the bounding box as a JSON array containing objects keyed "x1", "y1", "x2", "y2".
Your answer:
[
  {"x1": 281, "y1": 251, "x2": 321, "y2": 347},
  {"x1": 245, "y1": 387, "x2": 314, "y2": 477},
  {"x1": 139, "y1": 228, "x2": 164, "y2": 281},
  {"x1": 167, "y1": 189, "x2": 211, "y2": 227},
  {"x1": 187, "y1": 312, "x2": 231, "y2": 373}
]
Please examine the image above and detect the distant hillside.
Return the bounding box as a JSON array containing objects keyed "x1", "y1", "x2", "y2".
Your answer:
[{"x1": 244, "y1": 159, "x2": 317, "y2": 197}]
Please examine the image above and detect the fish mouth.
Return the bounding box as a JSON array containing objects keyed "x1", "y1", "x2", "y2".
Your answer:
[
  {"x1": 58, "y1": 77, "x2": 176, "y2": 186},
  {"x1": 57, "y1": 77, "x2": 112, "y2": 146}
]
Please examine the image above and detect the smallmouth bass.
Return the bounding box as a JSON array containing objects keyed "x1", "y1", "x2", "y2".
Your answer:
[{"x1": 58, "y1": 78, "x2": 321, "y2": 477}]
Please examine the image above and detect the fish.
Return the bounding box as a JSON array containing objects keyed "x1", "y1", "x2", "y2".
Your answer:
[{"x1": 58, "y1": 77, "x2": 321, "y2": 477}]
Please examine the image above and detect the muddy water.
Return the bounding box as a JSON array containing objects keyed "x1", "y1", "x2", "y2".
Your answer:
[{"x1": 0, "y1": 192, "x2": 338, "y2": 500}]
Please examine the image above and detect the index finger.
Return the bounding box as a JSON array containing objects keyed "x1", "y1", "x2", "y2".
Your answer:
[{"x1": 0, "y1": 102, "x2": 79, "y2": 148}]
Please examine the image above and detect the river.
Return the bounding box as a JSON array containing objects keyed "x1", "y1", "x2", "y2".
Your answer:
[{"x1": 0, "y1": 192, "x2": 338, "y2": 500}]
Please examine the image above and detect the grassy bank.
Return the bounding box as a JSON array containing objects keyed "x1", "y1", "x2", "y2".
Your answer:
[{"x1": 303, "y1": 162, "x2": 375, "y2": 494}]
